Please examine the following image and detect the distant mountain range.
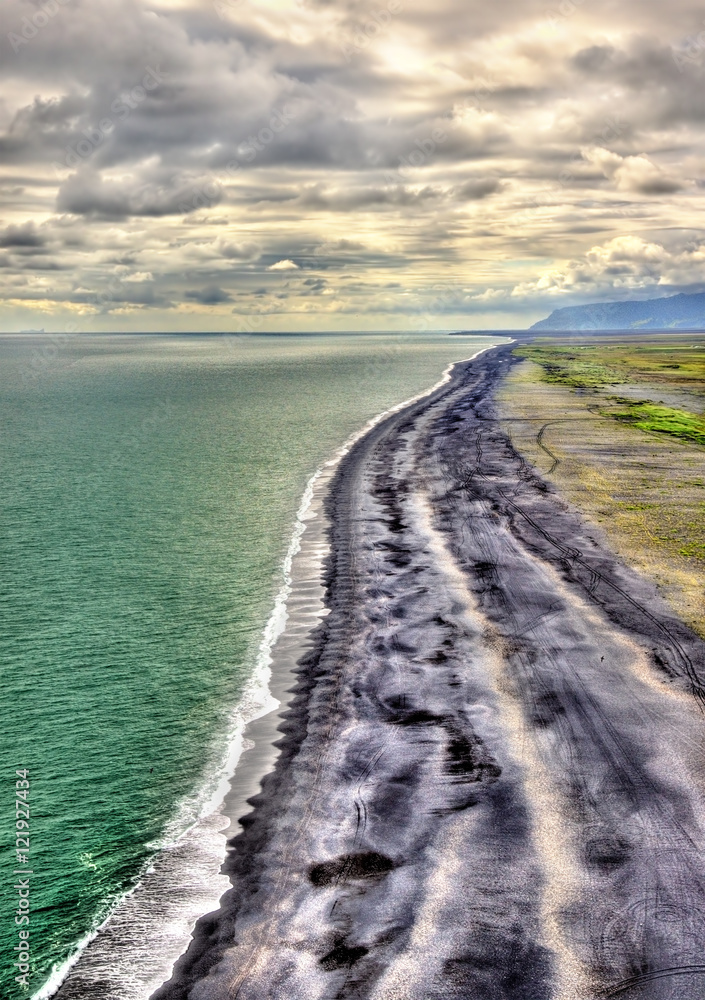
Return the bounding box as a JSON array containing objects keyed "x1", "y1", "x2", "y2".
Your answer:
[{"x1": 530, "y1": 291, "x2": 705, "y2": 331}]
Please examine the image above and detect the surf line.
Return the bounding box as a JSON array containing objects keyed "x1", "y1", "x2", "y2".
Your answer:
[
  {"x1": 153, "y1": 346, "x2": 504, "y2": 991},
  {"x1": 39, "y1": 345, "x2": 501, "y2": 1000},
  {"x1": 218, "y1": 344, "x2": 507, "y2": 997},
  {"x1": 231, "y1": 342, "x2": 504, "y2": 795}
]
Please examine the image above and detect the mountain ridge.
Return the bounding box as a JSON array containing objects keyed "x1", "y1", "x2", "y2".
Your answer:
[{"x1": 530, "y1": 291, "x2": 705, "y2": 331}]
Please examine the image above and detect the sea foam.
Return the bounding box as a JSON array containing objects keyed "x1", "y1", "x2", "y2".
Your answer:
[{"x1": 41, "y1": 349, "x2": 492, "y2": 1000}]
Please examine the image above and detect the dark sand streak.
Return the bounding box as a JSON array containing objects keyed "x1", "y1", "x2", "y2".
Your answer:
[{"x1": 153, "y1": 346, "x2": 705, "y2": 1000}]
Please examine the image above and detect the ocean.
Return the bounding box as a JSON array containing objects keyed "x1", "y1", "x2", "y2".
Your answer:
[{"x1": 0, "y1": 331, "x2": 503, "y2": 998}]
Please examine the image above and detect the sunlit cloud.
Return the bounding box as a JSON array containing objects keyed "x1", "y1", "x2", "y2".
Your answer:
[
  {"x1": 2, "y1": 0, "x2": 705, "y2": 330},
  {"x1": 267, "y1": 259, "x2": 299, "y2": 271}
]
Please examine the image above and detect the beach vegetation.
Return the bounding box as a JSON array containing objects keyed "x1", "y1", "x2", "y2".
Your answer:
[
  {"x1": 499, "y1": 338, "x2": 705, "y2": 636},
  {"x1": 515, "y1": 336, "x2": 705, "y2": 448}
]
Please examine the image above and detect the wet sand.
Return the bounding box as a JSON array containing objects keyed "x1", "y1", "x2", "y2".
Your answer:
[{"x1": 153, "y1": 344, "x2": 705, "y2": 1000}]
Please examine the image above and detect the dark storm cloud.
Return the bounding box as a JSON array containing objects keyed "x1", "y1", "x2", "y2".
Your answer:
[
  {"x1": 0, "y1": 222, "x2": 46, "y2": 247},
  {"x1": 455, "y1": 178, "x2": 502, "y2": 201},
  {"x1": 184, "y1": 285, "x2": 232, "y2": 304},
  {"x1": 55, "y1": 170, "x2": 225, "y2": 219}
]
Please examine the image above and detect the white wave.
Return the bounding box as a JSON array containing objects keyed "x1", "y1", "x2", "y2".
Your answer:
[{"x1": 38, "y1": 344, "x2": 498, "y2": 1000}]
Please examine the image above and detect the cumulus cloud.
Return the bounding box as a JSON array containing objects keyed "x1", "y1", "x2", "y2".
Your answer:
[
  {"x1": 212, "y1": 239, "x2": 260, "y2": 261},
  {"x1": 121, "y1": 271, "x2": 154, "y2": 282},
  {"x1": 184, "y1": 285, "x2": 232, "y2": 304},
  {"x1": 267, "y1": 259, "x2": 299, "y2": 271},
  {"x1": 512, "y1": 236, "x2": 705, "y2": 297},
  {"x1": 56, "y1": 170, "x2": 225, "y2": 219},
  {"x1": 0, "y1": 223, "x2": 46, "y2": 247},
  {"x1": 582, "y1": 148, "x2": 684, "y2": 194}
]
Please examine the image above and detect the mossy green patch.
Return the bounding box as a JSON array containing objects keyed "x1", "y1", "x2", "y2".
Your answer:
[
  {"x1": 516, "y1": 337, "x2": 705, "y2": 390},
  {"x1": 499, "y1": 353, "x2": 705, "y2": 637},
  {"x1": 598, "y1": 400, "x2": 705, "y2": 448},
  {"x1": 513, "y1": 345, "x2": 626, "y2": 388},
  {"x1": 515, "y1": 336, "x2": 705, "y2": 448}
]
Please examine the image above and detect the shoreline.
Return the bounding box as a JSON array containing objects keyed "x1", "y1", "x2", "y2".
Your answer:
[
  {"x1": 151, "y1": 348, "x2": 498, "y2": 988},
  {"x1": 154, "y1": 343, "x2": 705, "y2": 1000},
  {"x1": 215, "y1": 347, "x2": 498, "y2": 849},
  {"x1": 148, "y1": 350, "x2": 497, "y2": 998},
  {"x1": 49, "y1": 348, "x2": 497, "y2": 1000}
]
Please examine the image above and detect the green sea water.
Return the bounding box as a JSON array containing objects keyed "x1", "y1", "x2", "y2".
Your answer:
[{"x1": 0, "y1": 331, "x2": 503, "y2": 997}]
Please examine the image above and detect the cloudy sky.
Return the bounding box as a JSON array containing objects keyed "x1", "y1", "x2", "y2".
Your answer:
[{"x1": 2, "y1": 0, "x2": 705, "y2": 331}]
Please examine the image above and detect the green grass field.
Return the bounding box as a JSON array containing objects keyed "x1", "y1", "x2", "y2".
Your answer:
[
  {"x1": 500, "y1": 335, "x2": 705, "y2": 636},
  {"x1": 516, "y1": 337, "x2": 705, "y2": 448}
]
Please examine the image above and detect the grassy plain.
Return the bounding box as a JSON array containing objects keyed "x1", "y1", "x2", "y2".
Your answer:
[{"x1": 499, "y1": 335, "x2": 705, "y2": 636}]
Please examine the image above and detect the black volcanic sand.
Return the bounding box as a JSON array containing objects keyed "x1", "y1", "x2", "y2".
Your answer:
[{"x1": 153, "y1": 345, "x2": 705, "y2": 1000}]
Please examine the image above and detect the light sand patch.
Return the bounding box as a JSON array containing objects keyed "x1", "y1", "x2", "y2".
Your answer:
[
  {"x1": 498, "y1": 360, "x2": 705, "y2": 637},
  {"x1": 408, "y1": 492, "x2": 592, "y2": 1000}
]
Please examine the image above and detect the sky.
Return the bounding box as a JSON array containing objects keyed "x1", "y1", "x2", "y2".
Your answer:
[{"x1": 2, "y1": 0, "x2": 705, "y2": 332}]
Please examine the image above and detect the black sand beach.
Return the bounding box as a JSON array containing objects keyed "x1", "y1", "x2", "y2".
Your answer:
[{"x1": 153, "y1": 344, "x2": 705, "y2": 1000}]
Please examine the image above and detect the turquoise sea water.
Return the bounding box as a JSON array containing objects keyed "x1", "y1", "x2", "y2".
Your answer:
[{"x1": 0, "y1": 332, "x2": 502, "y2": 997}]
